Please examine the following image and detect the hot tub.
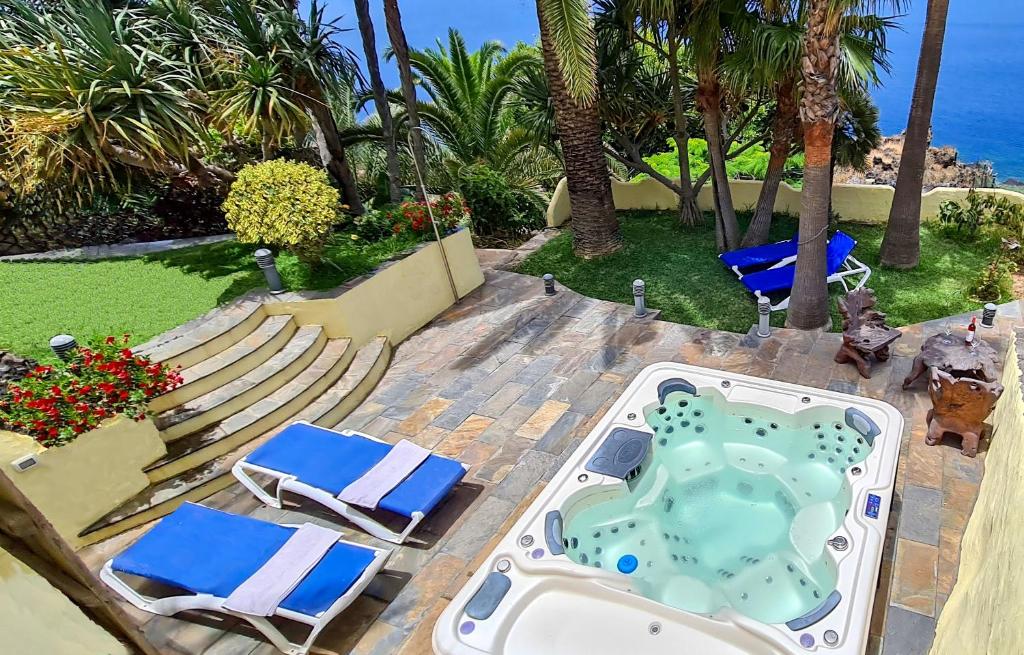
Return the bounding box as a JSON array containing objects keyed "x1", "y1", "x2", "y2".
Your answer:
[{"x1": 434, "y1": 363, "x2": 902, "y2": 655}]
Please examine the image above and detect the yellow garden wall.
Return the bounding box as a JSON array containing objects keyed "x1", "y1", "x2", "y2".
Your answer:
[
  {"x1": 930, "y1": 336, "x2": 1024, "y2": 655},
  {"x1": 546, "y1": 177, "x2": 1024, "y2": 227},
  {"x1": 0, "y1": 417, "x2": 166, "y2": 550},
  {"x1": 264, "y1": 228, "x2": 485, "y2": 346},
  {"x1": 0, "y1": 546, "x2": 128, "y2": 655}
]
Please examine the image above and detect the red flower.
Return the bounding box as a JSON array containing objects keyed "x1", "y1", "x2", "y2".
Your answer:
[{"x1": 104, "y1": 336, "x2": 116, "y2": 345}]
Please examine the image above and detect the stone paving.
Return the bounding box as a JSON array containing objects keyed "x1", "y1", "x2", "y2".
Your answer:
[{"x1": 83, "y1": 259, "x2": 1021, "y2": 655}]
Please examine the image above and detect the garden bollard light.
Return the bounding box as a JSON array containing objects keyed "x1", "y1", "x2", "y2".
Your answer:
[
  {"x1": 543, "y1": 273, "x2": 556, "y2": 296},
  {"x1": 756, "y1": 297, "x2": 772, "y2": 338},
  {"x1": 49, "y1": 334, "x2": 78, "y2": 361},
  {"x1": 981, "y1": 303, "x2": 997, "y2": 328},
  {"x1": 254, "y1": 248, "x2": 285, "y2": 295},
  {"x1": 633, "y1": 279, "x2": 647, "y2": 318}
]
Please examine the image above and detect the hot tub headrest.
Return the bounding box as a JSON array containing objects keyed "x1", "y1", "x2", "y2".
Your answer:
[
  {"x1": 658, "y1": 378, "x2": 697, "y2": 404},
  {"x1": 586, "y1": 428, "x2": 652, "y2": 479}
]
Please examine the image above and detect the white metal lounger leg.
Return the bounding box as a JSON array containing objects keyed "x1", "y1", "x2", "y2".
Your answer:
[{"x1": 232, "y1": 460, "x2": 292, "y2": 509}]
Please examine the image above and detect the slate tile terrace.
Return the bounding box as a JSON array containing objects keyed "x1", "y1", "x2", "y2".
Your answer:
[{"x1": 81, "y1": 260, "x2": 1021, "y2": 655}]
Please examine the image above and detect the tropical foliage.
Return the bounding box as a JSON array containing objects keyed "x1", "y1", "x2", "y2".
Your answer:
[
  {"x1": 638, "y1": 139, "x2": 806, "y2": 187},
  {"x1": 402, "y1": 31, "x2": 560, "y2": 188}
]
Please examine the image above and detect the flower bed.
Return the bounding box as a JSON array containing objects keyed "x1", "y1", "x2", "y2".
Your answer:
[
  {"x1": 387, "y1": 193, "x2": 470, "y2": 236},
  {"x1": 0, "y1": 335, "x2": 182, "y2": 447}
]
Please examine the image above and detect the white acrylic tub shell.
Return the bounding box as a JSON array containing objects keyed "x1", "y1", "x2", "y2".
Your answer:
[{"x1": 434, "y1": 362, "x2": 903, "y2": 655}]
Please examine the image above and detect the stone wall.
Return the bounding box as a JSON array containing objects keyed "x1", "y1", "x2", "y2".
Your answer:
[
  {"x1": 930, "y1": 332, "x2": 1024, "y2": 655},
  {"x1": 545, "y1": 177, "x2": 1024, "y2": 228}
]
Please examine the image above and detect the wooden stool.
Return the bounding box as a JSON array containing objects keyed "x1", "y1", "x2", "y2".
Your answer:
[
  {"x1": 833, "y1": 288, "x2": 901, "y2": 379},
  {"x1": 926, "y1": 368, "x2": 1004, "y2": 458}
]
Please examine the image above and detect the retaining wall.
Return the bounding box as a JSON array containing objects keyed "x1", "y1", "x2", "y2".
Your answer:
[{"x1": 545, "y1": 177, "x2": 1024, "y2": 227}]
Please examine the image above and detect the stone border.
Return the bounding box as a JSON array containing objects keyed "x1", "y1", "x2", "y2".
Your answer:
[{"x1": 0, "y1": 234, "x2": 235, "y2": 262}]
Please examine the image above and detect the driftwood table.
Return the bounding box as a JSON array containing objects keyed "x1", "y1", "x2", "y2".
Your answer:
[
  {"x1": 902, "y1": 332, "x2": 1001, "y2": 389},
  {"x1": 833, "y1": 288, "x2": 902, "y2": 379}
]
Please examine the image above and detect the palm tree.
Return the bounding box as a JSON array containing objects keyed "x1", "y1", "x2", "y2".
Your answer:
[
  {"x1": 786, "y1": 0, "x2": 843, "y2": 329},
  {"x1": 739, "y1": 4, "x2": 892, "y2": 247},
  {"x1": 880, "y1": 0, "x2": 949, "y2": 268},
  {"x1": 382, "y1": 0, "x2": 428, "y2": 200},
  {"x1": 353, "y1": 0, "x2": 402, "y2": 203},
  {"x1": 788, "y1": 0, "x2": 898, "y2": 329},
  {"x1": 536, "y1": 0, "x2": 622, "y2": 257},
  {"x1": 402, "y1": 31, "x2": 557, "y2": 186}
]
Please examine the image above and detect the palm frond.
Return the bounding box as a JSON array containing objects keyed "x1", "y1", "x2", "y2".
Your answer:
[{"x1": 538, "y1": 0, "x2": 599, "y2": 104}]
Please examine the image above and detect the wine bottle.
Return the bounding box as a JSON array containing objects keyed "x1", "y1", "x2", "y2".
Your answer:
[{"x1": 966, "y1": 316, "x2": 977, "y2": 347}]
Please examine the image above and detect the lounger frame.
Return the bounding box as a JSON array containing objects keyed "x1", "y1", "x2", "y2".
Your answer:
[
  {"x1": 232, "y1": 423, "x2": 470, "y2": 544},
  {"x1": 101, "y1": 533, "x2": 391, "y2": 655},
  {"x1": 743, "y1": 253, "x2": 872, "y2": 311}
]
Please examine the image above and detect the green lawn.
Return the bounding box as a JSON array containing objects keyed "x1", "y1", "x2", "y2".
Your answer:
[
  {"x1": 517, "y1": 211, "x2": 996, "y2": 334},
  {"x1": 1, "y1": 233, "x2": 421, "y2": 361}
]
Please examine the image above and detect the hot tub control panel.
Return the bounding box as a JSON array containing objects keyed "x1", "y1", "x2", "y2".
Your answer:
[{"x1": 865, "y1": 494, "x2": 881, "y2": 519}]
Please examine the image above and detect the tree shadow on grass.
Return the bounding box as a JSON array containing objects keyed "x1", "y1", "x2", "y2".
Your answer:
[{"x1": 143, "y1": 240, "x2": 267, "y2": 304}]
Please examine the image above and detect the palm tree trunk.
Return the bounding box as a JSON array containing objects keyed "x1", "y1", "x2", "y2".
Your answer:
[
  {"x1": 537, "y1": 2, "x2": 621, "y2": 257},
  {"x1": 880, "y1": 0, "x2": 949, "y2": 269},
  {"x1": 787, "y1": 0, "x2": 839, "y2": 330},
  {"x1": 742, "y1": 79, "x2": 797, "y2": 247},
  {"x1": 698, "y1": 77, "x2": 740, "y2": 251},
  {"x1": 383, "y1": 0, "x2": 428, "y2": 201},
  {"x1": 354, "y1": 0, "x2": 402, "y2": 203},
  {"x1": 307, "y1": 99, "x2": 365, "y2": 215},
  {"x1": 667, "y1": 24, "x2": 701, "y2": 227}
]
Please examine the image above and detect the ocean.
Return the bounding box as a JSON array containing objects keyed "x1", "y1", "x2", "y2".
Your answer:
[{"x1": 330, "y1": 0, "x2": 1024, "y2": 181}]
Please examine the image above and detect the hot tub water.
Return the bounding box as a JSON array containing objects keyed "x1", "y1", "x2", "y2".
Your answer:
[{"x1": 562, "y1": 389, "x2": 871, "y2": 625}]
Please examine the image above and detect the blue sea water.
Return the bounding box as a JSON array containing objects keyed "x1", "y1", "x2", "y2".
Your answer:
[{"x1": 326, "y1": 0, "x2": 1024, "y2": 181}]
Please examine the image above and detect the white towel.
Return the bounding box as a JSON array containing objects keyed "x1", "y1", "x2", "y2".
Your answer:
[
  {"x1": 337, "y1": 439, "x2": 430, "y2": 510},
  {"x1": 222, "y1": 523, "x2": 341, "y2": 616}
]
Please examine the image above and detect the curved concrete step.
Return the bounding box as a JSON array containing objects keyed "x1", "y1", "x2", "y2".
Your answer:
[
  {"x1": 135, "y1": 301, "x2": 266, "y2": 369},
  {"x1": 144, "y1": 336, "x2": 354, "y2": 483},
  {"x1": 309, "y1": 336, "x2": 391, "y2": 427},
  {"x1": 155, "y1": 326, "x2": 328, "y2": 441},
  {"x1": 78, "y1": 337, "x2": 393, "y2": 545},
  {"x1": 148, "y1": 315, "x2": 296, "y2": 414}
]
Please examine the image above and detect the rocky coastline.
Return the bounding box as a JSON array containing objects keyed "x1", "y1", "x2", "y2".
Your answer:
[{"x1": 834, "y1": 134, "x2": 997, "y2": 190}]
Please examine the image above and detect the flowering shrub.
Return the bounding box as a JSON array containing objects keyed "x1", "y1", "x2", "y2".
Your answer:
[
  {"x1": 386, "y1": 193, "x2": 469, "y2": 236},
  {"x1": 0, "y1": 336, "x2": 183, "y2": 447}
]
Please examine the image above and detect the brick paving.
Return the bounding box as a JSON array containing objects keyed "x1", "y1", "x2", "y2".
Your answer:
[{"x1": 83, "y1": 260, "x2": 1021, "y2": 655}]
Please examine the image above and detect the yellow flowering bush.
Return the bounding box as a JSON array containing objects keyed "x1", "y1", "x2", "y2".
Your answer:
[{"x1": 223, "y1": 160, "x2": 340, "y2": 263}]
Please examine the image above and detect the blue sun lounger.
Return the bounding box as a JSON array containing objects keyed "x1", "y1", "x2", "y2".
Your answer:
[
  {"x1": 101, "y1": 503, "x2": 391, "y2": 655},
  {"x1": 737, "y1": 231, "x2": 871, "y2": 311},
  {"x1": 233, "y1": 422, "x2": 469, "y2": 544},
  {"x1": 719, "y1": 234, "x2": 799, "y2": 274}
]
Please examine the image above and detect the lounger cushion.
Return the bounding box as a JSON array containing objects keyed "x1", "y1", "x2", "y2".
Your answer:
[
  {"x1": 739, "y1": 231, "x2": 858, "y2": 295},
  {"x1": 741, "y1": 265, "x2": 796, "y2": 295},
  {"x1": 719, "y1": 236, "x2": 798, "y2": 270},
  {"x1": 112, "y1": 503, "x2": 376, "y2": 616},
  {"x1": 245, "y1": 423, "x2": 466, "y2": 518}
]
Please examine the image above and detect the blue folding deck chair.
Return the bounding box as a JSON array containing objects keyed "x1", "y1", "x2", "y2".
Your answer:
[
  {"x1": 232, "y1": 422, "x2": 469, "y2": 544},
  {"x1": 101, "y1": 503, "x2": 391, "y2": 655},
  {"x1": 719, "y1": 233, "x2": 799, "y2": 275},
  {"x1": 737, "y1": 231, "x2": 871, "y2": 311}
]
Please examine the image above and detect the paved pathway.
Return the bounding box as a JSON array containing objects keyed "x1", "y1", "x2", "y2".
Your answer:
[{"x1": 84, "y1": 263, "x2": 1020, "y2": 655}]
